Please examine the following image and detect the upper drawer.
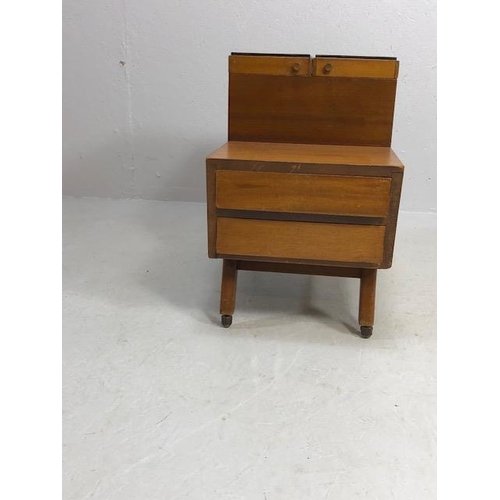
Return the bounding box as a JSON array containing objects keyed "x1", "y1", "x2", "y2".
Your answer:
[
  {"x1": 229, "y1": 54, "x2": 311, "y2": 76},
  {"x1": 314, "y1": 57, "x2": 399, "y2": 78},
  {"x1": 216, "y1": 171, "x2": 392, "y2": 218}
]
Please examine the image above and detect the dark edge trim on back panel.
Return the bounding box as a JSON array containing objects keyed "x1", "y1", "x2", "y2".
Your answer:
[
  {"x1": 230, "y1": 53, "x2": 396, "y2": 60},
  {"x1": 231, "y1": 52, "x2": 311, "y2": 57},
  {"x1": 316, "y1": 55, "x2": 397, "y2": 60}
]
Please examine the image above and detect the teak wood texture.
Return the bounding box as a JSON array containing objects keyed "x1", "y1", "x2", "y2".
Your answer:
[
  {"x1": 207, "y1": 141, "x2": 403, "y2": 168},
  {"x1": 229, "y1": 54, "x2": 311, "y2": 76},
  {"x1": 313, "y1": 56, "x2": 399, "y2": 78},
  {"x1": 216, "y1": 171, "x2": 392, "y2": 218},
  {"x1": 216, "y1": 218, "x2": 386, "y2": 266},
  {"x1": 206, "y1": 53, "x2": 404, "y2": 337},
  {"x1": 229, "y1": 74, "x2": 397, "y2": 146},
  {"x1": 207, "y1": 141, "x2": 403, "y2": 269}
]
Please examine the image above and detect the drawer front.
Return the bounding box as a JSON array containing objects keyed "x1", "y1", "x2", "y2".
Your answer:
[
  {"x1": 229, "y1": 54, "x2": 311, "y2": 76},
  {"x1": 216, "y1": 218, "x2": 386, "y2": 265},
  {"x1": 216, "y1": 171, "x2": 391, "y2": 218},
  {"x1": 314, "y1": 57, "x2": 398, "y2": 78}
]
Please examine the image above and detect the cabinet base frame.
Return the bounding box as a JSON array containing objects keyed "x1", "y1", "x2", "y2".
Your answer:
[{"x1": 219, "y1": 259, "x2": 377, "y2": 338}]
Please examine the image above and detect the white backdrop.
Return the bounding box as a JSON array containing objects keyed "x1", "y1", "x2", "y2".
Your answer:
[{"x1": 63, "y1": 0, "x2": 436, "y2": 212}]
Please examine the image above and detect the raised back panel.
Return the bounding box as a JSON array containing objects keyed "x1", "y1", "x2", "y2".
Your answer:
[{"x1": 228, "y1": 54, "x2": 398, "y2": 146}]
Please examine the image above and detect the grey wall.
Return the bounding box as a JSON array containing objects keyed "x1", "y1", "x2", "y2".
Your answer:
[{"x1": 63, "y1": 0, "x2": 436, "y2": 212}]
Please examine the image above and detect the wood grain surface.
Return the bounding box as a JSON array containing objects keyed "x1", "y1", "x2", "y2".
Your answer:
[
  {"x1": 237, "y1": 261, "x2": 362, "y2": 278},
  {"x1": 216, "y1": 218, "x2": 386, "y2": 265},
  {"x1": 228, "y1": 74, "x2": 397, "y2": 146},
  {"x1": 313, "y1": 57, "x2": 398, "y2": 78},
  {"x1": 219, "y1": 259, "x2": 238, "y2": 316},
  {"x1": 215, "y1": 170, "x2": 392, "y2": 217},
  {"x1": 207, "y1": 141, "x2": 404, "y2": 169},
  {"x1": 359, "y1": 268, "x2": 377, "y2": 326},
  {"x1": 229, "y1": 54, "x2": 311, "y2": 76}
]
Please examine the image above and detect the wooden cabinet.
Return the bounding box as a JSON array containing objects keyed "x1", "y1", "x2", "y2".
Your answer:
[{"x1": 206, "y1": 53, "x2": 404, "y2": 338}]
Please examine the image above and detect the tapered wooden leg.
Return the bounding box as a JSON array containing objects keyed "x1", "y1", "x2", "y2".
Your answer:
[
  {"x1": 220, "y1": 259, "x2": 238, "y2": 327},
  {"x1": 358, "y1": 269, "x2": 377, "y2": 338}
]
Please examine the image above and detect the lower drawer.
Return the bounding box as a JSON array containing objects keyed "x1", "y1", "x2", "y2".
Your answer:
[{"x1": 216, "y1": 218, "x2": 385, "y2": 265}]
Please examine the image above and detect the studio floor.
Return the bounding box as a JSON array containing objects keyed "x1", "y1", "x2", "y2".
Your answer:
[{"x1": 63, "y1": 197, "x2": 436, "y2": 499}]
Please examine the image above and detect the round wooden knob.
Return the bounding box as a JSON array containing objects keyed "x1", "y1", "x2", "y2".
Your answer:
[
  {"x1": 292, "y1": 63, "x2": 301, "y2": 73},
  {"x1": 323, "y1": 63, "x2": 333, "y2": 74}
]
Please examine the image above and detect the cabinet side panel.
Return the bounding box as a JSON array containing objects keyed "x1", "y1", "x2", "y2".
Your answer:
[
  {"x1": 382, "y1": 170, "x2": 404, "y2": 268},
  {"x1": 206, "y1": 161, "x2": 217, "y2": 257}
]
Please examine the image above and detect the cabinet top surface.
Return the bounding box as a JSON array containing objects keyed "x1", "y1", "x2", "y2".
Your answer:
[{"x1": 207, "y1": 141, "x2": 403, "y2": 169}]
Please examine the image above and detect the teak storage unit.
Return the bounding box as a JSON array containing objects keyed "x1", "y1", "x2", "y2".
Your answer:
[{"x1": 206, "y1": 53, "x2": 404, "y2": 338}]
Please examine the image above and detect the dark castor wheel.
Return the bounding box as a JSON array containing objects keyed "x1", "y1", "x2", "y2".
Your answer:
[
  {"x1": 221, "y1": 315, "x2": 233, "y2": 328},
  {"x1": 360, "y1": 326, "x2": 373, "y2": 339}
]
